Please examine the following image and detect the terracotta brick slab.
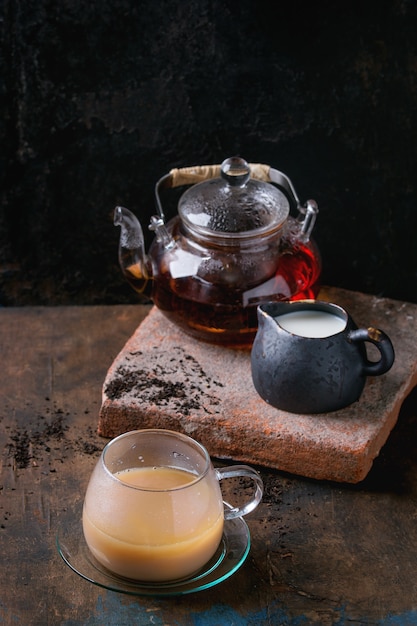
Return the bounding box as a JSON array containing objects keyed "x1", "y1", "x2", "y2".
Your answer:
[{"x1": 98, "y1": 287, "x2": 417, "y2": 483}]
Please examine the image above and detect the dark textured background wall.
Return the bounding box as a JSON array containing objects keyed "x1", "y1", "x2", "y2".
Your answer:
[{"x1": 1, "y1": 0, "x2": 417, "y2": 306}]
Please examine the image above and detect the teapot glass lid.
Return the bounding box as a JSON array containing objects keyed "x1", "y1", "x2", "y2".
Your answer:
[{"x1": 178, "y1": 157, "x2": 290, "y2": 238}]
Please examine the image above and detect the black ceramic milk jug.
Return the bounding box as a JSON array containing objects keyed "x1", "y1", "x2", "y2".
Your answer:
[{"x1": 251, "y1": 300, "x2": 395, "y2": 414}]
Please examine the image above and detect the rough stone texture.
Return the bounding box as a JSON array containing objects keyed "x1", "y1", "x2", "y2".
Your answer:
[{"x1": 98, "y1": 287, "x2": 417, "y2": 483}]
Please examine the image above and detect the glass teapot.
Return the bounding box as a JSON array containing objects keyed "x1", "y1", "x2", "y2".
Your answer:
[{"x1": 114, "y1": 156, "x2": 321, "y2": 347}]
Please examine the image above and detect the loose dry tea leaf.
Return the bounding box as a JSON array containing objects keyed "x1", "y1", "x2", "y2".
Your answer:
[
  {"x1": 104, "y1": 345, "x2": 224, "y2": 416},
  {"x1": 8, "y1": 430, "x2": 31, "y2": 469},
  {"x1": 5, "y1": 404, "x2": 102, "y2": 471}
]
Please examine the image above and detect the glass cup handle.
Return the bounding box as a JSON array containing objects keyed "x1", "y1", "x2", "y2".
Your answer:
[{"x1": 215, "y1": 465, "x2": 264, "y2": 520}]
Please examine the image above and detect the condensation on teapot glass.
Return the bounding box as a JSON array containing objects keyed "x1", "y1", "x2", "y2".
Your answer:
[{"x1": 178, "y1": 157, "x2": 290, "y2": 239}]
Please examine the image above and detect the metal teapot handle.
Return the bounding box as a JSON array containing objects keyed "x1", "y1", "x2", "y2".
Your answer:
[
  {"x1": 154, "y1": 163, "x2": 318, "y2": 240},
  {"x1": 267, "y1": 168, "x2": 318, "y2": 241}
]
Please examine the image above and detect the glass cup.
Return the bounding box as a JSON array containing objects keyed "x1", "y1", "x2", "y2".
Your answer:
[{"x1": 82, "y1": 429, "x2": 263, "y2": 582}]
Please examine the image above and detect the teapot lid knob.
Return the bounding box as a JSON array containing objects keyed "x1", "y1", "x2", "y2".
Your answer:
[{"x1": 220, "y1": 157, "x2": 251, "y2": 187}]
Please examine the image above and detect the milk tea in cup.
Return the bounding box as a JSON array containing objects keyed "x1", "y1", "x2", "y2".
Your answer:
[{"x1": 82, "y1": 429, "x2": 263, "y2": 582}]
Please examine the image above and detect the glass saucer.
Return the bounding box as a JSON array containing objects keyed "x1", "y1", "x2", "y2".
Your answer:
[{"x1": 56, "y1": 503, "x2": 250, "y2": 596}]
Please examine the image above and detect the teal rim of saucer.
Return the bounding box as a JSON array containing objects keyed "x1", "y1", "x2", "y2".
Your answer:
[{"x1": 56, "y1": 503, "x2": 250, "y2": 596}]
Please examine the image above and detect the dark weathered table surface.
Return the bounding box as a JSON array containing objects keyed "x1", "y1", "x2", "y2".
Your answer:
[{"x1": 1, "y1": 305, "x2": 417, "y2": 626}]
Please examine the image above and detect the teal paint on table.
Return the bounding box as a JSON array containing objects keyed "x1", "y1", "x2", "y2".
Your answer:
[
  {"x1": 191, "y1": 604, "x2": 306, "y2": 625},
  {"x1": 61, "y1": 595, "x2": 169, "y2": 626},
  {"x1": 190, "y1": 605, "x2": 417, "y2": 626},
  {"x1": 379, "y1": 611, "x2": 417, "y2": 626},
  {"x1": 60, "y1": 595, "x2": 417, "y2": 626}
]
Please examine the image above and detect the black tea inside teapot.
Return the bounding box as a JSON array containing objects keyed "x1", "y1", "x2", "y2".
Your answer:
[{"x1": 115, "y1": 157, "x2": 321, "y2": 347}]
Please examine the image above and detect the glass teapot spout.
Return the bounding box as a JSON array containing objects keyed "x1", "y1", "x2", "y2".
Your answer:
[{"x1": 114, "y1": 205, "x2": 151, "y2": 295}]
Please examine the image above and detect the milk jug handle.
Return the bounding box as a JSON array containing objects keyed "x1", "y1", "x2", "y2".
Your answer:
[
  {"x1": 348, "y1": 327, "x2": 395, "y2": 376},
  {"x1": 215, "y1": 465, "x2": 264, "y2": 520}
]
